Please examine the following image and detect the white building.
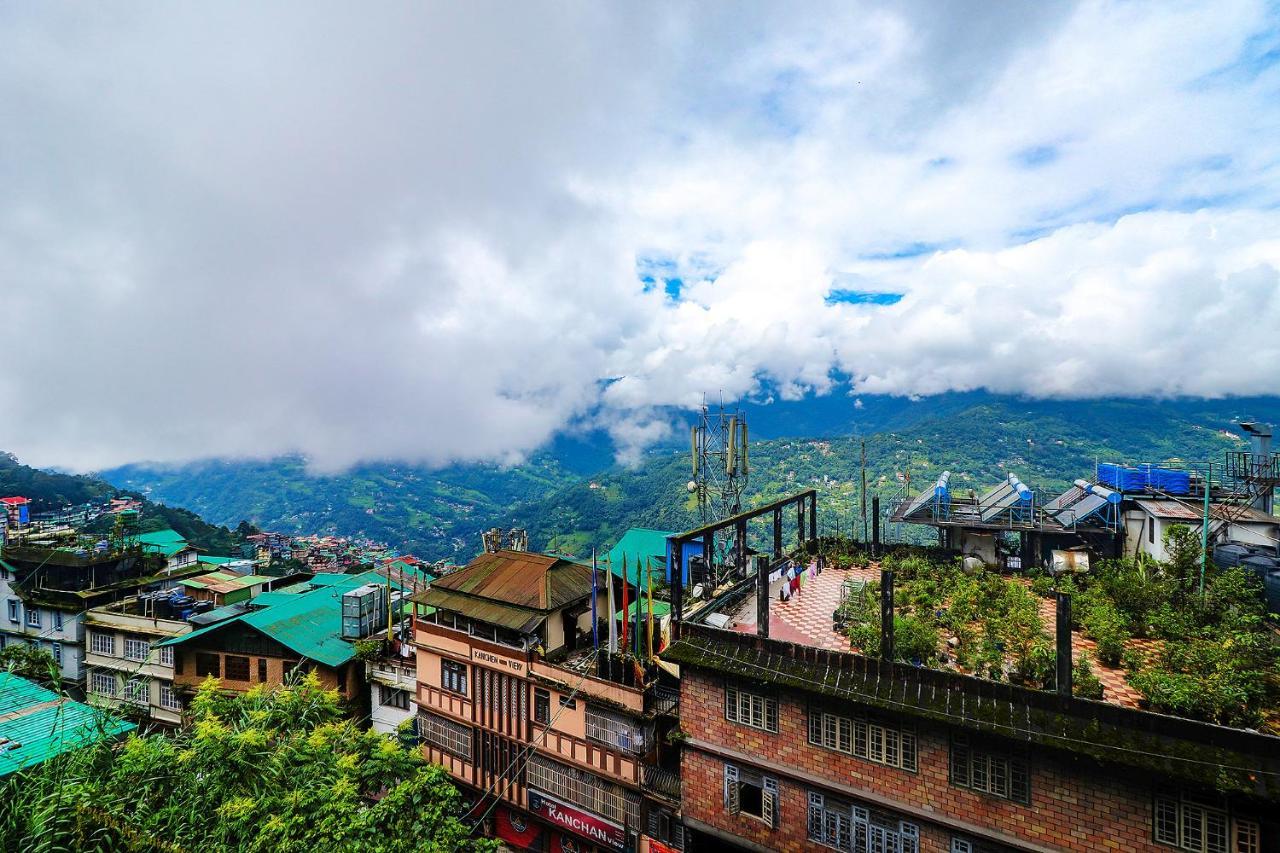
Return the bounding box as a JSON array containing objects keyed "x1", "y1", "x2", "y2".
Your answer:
[
  {"x1": 1124, "y1": 499, "x2": 1279, "y2": 563},
  {"x1": 366, "y1": 652, "x2": 416, "y2": 735},
  {"x1": 84, "y1": 596, "x2": 192, "y2": 725}
]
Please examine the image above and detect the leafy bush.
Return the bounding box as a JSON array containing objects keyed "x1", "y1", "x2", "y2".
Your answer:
[
  {"x1": 1130, "y1": 631, "x2": 1277, "y2": 727},
  {"x1": 1023, "y1": 641, "x2": 1056, "y2": 686},
  {"x1": 1073, "y1": 654, "x2": 1104, "y2": 700},
  {"x1": 1080, "y1": 597, "x2": 1129, "y2": 666}
]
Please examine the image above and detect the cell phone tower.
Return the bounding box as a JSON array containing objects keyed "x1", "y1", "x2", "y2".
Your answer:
[{"x1": 688, "y1": 395, "x2": 750, "y2": 525}]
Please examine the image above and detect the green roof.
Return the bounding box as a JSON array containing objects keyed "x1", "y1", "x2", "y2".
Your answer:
[
  {"x1": 136, "y1": 529, "x2": 191, "y2": 558},
  {"x1": 196, "y1": 555, "x2": 239, "y2": 565},
  {"x1": 618, "y1": 599, "x2": 671, "y2": 620},
  {"x1": 159, "y1": 570, "x2": 383, "y2": 668},
  {"x1": 0, "y1": 673, "x2": 135, "y2": 777},
  {"x1": 604, "y1": 527, "x2": 672, "y2": 585}
]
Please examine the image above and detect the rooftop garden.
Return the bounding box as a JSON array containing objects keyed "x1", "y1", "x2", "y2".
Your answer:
[{"x1": 822, "y1": 527, "x2": 1279, "y2": 733}]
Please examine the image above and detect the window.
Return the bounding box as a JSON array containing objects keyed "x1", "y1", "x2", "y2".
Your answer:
[
  {"x1": 724, "y1": 763, "x2": 778, "y2": 828},
  {"x1": 950, "y1": 735, "x2": 1030, "y2": 804},
  {"x1": 90, "y1": 631, "x2": 116, "y2": 656},
  {"x1": 225, "y1": 655, "x2": 250, "y2": 681},
  {"x1": 159, "y1": 682, "x2": 183, "y2": 711},
  {"x1": 158, "y1": 645, "x2": 174, "y2": 667},
  {"x1": 380, "y1": 685, "x2": 411, "y2": 710},
  {"x1": 809, "y1": 708, "x2": 917, "y2": 772},
  {"x1": 558, "y1": 695, "x2": 577, "y2": 710},
  {"x1": 417, "y1": 711, "x2": 473, "y2": 760},
  {"x1": 25, "y1": 605, "x2": 40, "y2": 628},
  {"x1": 124, "y1": 678, "x2": 149, "y2": 705},
  {"x1": 6, "y1": 599, "x2": 17, "y2": 624},
  {"x1": 586, "y1": 705, "x2": 646, "y2": 753},
  {"x1": 725, "y1": 683, "x2": 778, "y2": 732},
  {"x1": 90, "y1": 670, "x2": 117, "y2": 697},
  {"x1": 1149, "y1": 519, "x2": 1156, "y2": 544},
  {"x1": 807, "y1": 794, "x2": 921, "y2": 853},
  {"x1": 952, "y1": 838, "x2": 1019, "y2": 853},
  {"x1": 257, "y1": 657, "x2": 267, "y2": 682},
  {"x1": 124, "y1": 636, "x2": 150, "y2": 662},
  {"x1": 441, "y1": 659, "x2": 467, "y2": 695},
  {"x1": 1153, "y1": 790, "x2": 1260, "y2": 853},
  {"x1": 534, "y1": 688, "x2": 551, "y2": 724},
  {"x1": 528, "y1": 754, "x2": 641, "y2": 826},
  {"x1": 195, "y1": 653, "x2": 221, "y2": 677},
  {"x1": 51, "y1": 642, "x2": 62, "y2": 666},
  {"x1": 53, "y1": 610, "x2": 63, "y2": 631},
  {"x1": 646, "y1": 808, "x2": 686, "y2": 851}
]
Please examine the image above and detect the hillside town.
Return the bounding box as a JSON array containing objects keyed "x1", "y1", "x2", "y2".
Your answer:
[{"x1": 2, "y1": 423, "x2": 1278, "y2": 852}]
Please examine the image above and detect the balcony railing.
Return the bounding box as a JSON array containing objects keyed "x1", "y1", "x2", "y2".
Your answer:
[
  {"x1": 644, "y1": 765, "x2": 681, "y2": 802},
  {"x1": 647, "y1": 685, "x2": 679, "y2": 717}
]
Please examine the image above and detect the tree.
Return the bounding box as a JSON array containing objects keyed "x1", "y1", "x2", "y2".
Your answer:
[
  {"x1": 0, "y1": 673, "x2": 495, "y2": 853},
  {"x1": 0, "y1": 644, "x2": 60, "y2": 688}
]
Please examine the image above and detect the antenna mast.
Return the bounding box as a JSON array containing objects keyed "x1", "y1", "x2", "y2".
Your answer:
[{"x1": 688, "y1": 395, "x2": 749, "y2": 524}]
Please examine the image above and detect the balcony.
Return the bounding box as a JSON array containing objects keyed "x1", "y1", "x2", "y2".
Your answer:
[
  {"x1": 647, "y1": 684, "x2": 679, "y2": 717},
  {"x1": 644, "y1": 765, "x2": 681, "y2": 803}
]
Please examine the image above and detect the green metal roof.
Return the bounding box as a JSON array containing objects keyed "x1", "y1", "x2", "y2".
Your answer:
[
  {"x1": 196, "y1": 555, "x2": 240, "y2": 565},
  {"x1": 618, "y1": 599, "x2": 671, "y2": 620},
  {"x1": 0, "y1": 673, "x2": 135, "y2": 777},
  {"x1": 159, "y1": 570, "x2": 383, "y2": 668},
  {"x1": 604, "y1": 527, "x2": 672, "y2": 585},
  {"x1": 136, "y1": 529, "x2": 191, "y2": 558}
]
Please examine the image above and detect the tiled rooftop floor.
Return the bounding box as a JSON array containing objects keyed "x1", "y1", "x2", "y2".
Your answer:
[{"x1": 726, "y1": 561, "x2": 1156, "y2": 709}]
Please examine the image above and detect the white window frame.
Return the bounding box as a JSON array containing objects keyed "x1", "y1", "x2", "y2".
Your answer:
[
  {"x1": 809, "y1": 708, "x2": 917, "y2": 772},
  {"x1": 123, "y1": 677, "x2": 149, "y2": 705},
  {"x1": 159, "y1": 682, "x2": 183, "y2": 711},
  {"x1": 90, "y1": 631, "x2": 117, "y2": 656},
  {"x1": 123, "y1": 636, "x2": 151, "y2": 662},
  {"x1": 1153, "y1": 790, "x2": 1260, "y2": 853},
  {"x1": 6, "y1": 599, "x2": 17, "y2": 623},
  {"x1": 725, "y1": 684, "x2": 778, "y2": 733},
  {"x1": 25, "y1": 605, "x2": 40, "y2": 628},
  {"x1": 90, "y1": 670, "x2": 117, "y2": 697},
  {"x1": 158, "y1": 645, "x2": 174, "y2": 667}
]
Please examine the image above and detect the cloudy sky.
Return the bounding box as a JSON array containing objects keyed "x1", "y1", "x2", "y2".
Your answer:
[{"x1": 3, "y1": 1, "x2": 1279, "y2": 471}]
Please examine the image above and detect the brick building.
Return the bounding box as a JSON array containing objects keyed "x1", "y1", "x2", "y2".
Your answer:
[
  {"x1": 410, "y1": 549, "x2": 684, "y2": 853},
  {"x1": 664, "y1": 616, "x2": 1279, "y2": 853}
]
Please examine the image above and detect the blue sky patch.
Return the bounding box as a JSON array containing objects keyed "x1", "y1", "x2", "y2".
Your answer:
[
  {"x1": 825, "y1": 289, "x2": 903, "y2": 306},
  {"x1": 1015, "y1": 144, "x2": 1059, "y2": 168}
]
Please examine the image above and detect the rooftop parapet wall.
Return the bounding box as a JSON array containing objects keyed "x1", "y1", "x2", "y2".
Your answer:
[{"x1": 662, "y1": 621, "x2": 1280, "y2": 801}]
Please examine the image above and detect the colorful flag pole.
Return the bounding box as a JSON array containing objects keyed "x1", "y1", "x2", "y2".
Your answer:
[
  {"x1": 620, "y1": 553, "x2": 629, "y2": 655},
  {"x1": 591, "y1": 548, "x2": 599, "y2": 650},
  {"x1": 646, "y1": 557, "x2": 655, "y2": 660},
  {"x1": 632, "y1": 554, "x2": 643, "y2": 657},
  {"x1": 606, "y1": 557, "x2": 617, "y2": 653}
]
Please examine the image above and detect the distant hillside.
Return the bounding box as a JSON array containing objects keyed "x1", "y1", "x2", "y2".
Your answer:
[
  {"x1": 97, "y1": 394, "x2": 1280, "y2": 561},
  {"x1": 0, "y1": 452, "x2": 246, "y2": 555}
]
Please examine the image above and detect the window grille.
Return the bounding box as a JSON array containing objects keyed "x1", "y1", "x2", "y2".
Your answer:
[
  {"x1": 809, "y1": 709, "x2": 917, "y2": 771},
  {"x1": 124, "y1": 636, "x2": 150, "y2": 662},
  {"x1": 949, "y1": 735, "x2": 1030, "y2": 804},
  {"x1": 1153, "y1": 790, "x2": 1260, "y2": 853},
  {"x1": 585, "y1": 705, "x2": 646, "y2": 753},
  {"x1": 527, "y1": 753, "x2": 640, "y2": 826},
  {"x1": 124, "y1": 678, "x2": 149, "y2": 705},
  {"x1": 159, "y1": 682, "x2": 183, "y2": 711},
  {"x1": 380, "y1": 685, "x2": 410, "y2": 710},
  {"x1": 441, "y1": 659, "x2": 467, "y2": 694},
  {"x1": 534, "y1": 688, "x2": 551, "y2": 724},
  {"x1": 90, "y1": 631, "x2": 117, "y2": 656},
  {"x1": 417, "y1": 711, "x2": 473, "y2": 760},
  {"x1": 725, "y1": 683, "x2": 778, "y2": 732},
  {"x1": 225, "y1": 655, "x2": 250, "y2": 681},
  {"x1": 90, "y1": 670, "x2": 117, "y2": 697}
]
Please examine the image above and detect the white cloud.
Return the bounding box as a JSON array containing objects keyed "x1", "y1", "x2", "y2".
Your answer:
[{"x1": 0, "y1": 1, "x2": 1278, "y2": 471}]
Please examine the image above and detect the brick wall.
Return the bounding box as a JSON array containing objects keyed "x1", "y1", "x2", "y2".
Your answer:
[{"x1": 678, "y1": 668, "x2": 1206, "y2": 852}]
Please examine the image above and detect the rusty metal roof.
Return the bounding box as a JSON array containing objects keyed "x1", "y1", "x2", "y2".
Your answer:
[
  {"x1": 415, "y1": 586, "x2": 545, "y2": 634},
  {"x1": 426, "y1": 549, "x2": 593, "y2": 611},
  {"x1": 1134, "y1": 499, "x2": 1278, "y2": 524}
]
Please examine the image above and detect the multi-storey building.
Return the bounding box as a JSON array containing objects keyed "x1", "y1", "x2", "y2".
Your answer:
[
  {"x1": 658, "y1": 511, "x2": 1280, "y2": 853},
  {"x1": 410, "y1": 549, "x2": 684, "y2": 853},
  {"x1": 0, "y1": 544, "x2": 204, "y2": 691},
  {"x1": 84, "y1": 595, "x2": 193, "y2": 725}
]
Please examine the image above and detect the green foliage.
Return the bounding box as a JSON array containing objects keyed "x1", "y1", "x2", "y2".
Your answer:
[
  {"x1": 352, "y1": 638, "x2": 385, "y2": 661},
  {"x1": 1080, "y1": 596, "x2": 1129, "y2": 667},
  {"x1": 1073, "y1": 654, "x2": 1104, "y2": 701},
  {"x1": 0, "y1": 673, "x2": 494, "y2": 853},
  {"x1": 0, "y1": 644, "x2": 60, "y2": 689}
]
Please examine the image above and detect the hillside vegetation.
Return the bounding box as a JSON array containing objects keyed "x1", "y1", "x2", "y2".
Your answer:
[{"x1": 96, "y1": 396, "x2": 1280, "y2": 561}]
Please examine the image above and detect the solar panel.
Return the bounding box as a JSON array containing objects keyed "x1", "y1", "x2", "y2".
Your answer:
[
  {"x1": 1054, "y1": 493, "x2": 1107, "y2": 527},
  {"x1": 1043, "y1": 485, "x2": 1086, "y2": 513},
  {"x1": 901, "y1": 484, "x2": 937, "y2": 518}
]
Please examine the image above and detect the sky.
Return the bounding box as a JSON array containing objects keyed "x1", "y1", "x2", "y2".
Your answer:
[{"x1": 2, "y1": 1, "x2": 1279, "y2": 471}]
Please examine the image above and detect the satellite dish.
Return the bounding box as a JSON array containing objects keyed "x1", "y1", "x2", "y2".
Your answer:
[{"x1": 687, "y1": 480, "x2": 697, "y2": 492}]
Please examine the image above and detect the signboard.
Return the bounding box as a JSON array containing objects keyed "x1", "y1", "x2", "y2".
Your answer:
[
  {"x1": 528, "y1": 790, "x2": 625, "y2": 851},
  {"x1": 471, "y1": 647, "x2": 525, "y2": 675}
]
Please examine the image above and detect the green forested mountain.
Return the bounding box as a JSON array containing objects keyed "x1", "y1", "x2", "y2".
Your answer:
[
  {"x1": 96, "y1": 395, "x2": 1280, "y2": 561},
  {"x1": 0, "y1": 452, "x2": 246, "y2": 555}
]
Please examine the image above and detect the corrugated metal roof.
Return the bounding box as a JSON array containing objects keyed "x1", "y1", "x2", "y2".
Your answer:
[
  {"x1": 159, "y1": 570, "x2": 383, "y2": 668},
  {"x1": 136, "y1": 529, "x2": 191, "y2": 557},
  {"x1": 1135, "y1": 500, "x2": 1280, "y2": 524},
  {"x1": 416, "y1": 586, "x2": 545, "y2": 633},
  {"x1": 0, "y1": 673, "x2": 135, "y2": 777},
  {"x1": 604, "y1": 527, "x2": 672, "y2": 585},
  {"x1": 428, "y1": 550, "x2": 592, "y2": 611}
]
